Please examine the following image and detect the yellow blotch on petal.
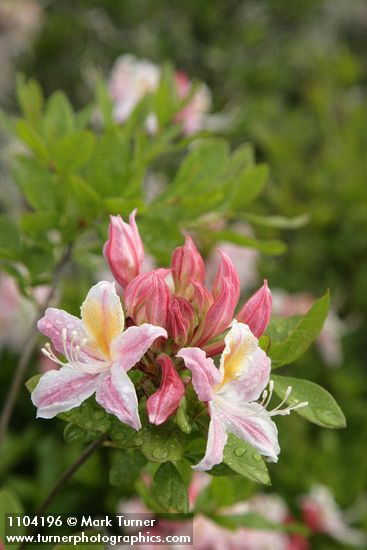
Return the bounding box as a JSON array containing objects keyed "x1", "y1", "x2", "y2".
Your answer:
[
  {"x1": 216, "y1": 321, "x2": 254, "y2": 390},
  {"x1": 81, "y1": 281, "x2": 124, "y2": 358}
]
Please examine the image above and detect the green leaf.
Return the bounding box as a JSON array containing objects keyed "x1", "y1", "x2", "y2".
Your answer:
[
  {"x1": 109, "y1": 419, "x2": 137, "y2": 448},
  {"x1": 154, "y1": 63, "x2": 179, "y2": 126},
  {"x1": 21, "y1": 212, "x2": 58, "y2": 235},
  {"x1": 266, "y1": 316, "x2": 302, "y2": 343},
  {"x1": 244, "y1": 212, "x2": 310, "y2": 229},
  {"x1": 152, "y1": 462, "x2": 189, "y2": 513},
  {"x1": 15, "y1": 120, "x2": 48, "y2": 161},
  {"x1": 164, "y1": 139, "x2": 229, "y2": 198},
  {"x1": 223, "y1": 435, "x2": 270, "y2": 485},
  {"x1": 210, "y1": 230, "x2": 286, "y2": 255},
  {"x1": 58, "y1": 399, "x2": 112, "y2": 433},
  {"x1": 269, "y1": 291, "x2": 331, "y2": 368},
  {"x1": 67, "y1": 175, "x2": 101, "y2": 219},
  {"x1": 44, "y1": 91, "x2": 75, "y2": 140},
  {"x1": 63, "y1": 424, "x2": 101, "y2": 444},
  {"x1": 210, "y1": 513, "x2": 308, "y2": 535},
  {"x1": 75, "y1": 104, "x2": 94, "y2": 131},
  {"x1": 25, "y1": 374, "x2": 42, "y2": 393},
  {"x1": 272, "y1": 375, "x2": 346, "y2": 428},
  {"x1": 21, "y1": 244, "x2": 54, "y2": 279},
  {"x1": 175, "y1": 397, "x2": 192, "y2": 434},
  {"x1": 0, "y1": 487, "x2": 24, "y2": 544},
  {"x1": 16, "y1": 75, "x2": 44, "y2": 126},
  {"x1": 104, "y1": 197, "x2": 146, "y2": 216},
  {"x1": 109, "y1": 449, "x2": 147, "y2": 488},
  {"x1": 95, "y1": 75, "x2": 114, "y2": 127},
  {"x1": 0, "y1": 215, "x2": 20, "y2": 260},
  {"x1": 85, "y1": 129, "x2": 130, "y2": 196},
  {"x1": 230, "y1": 143, "x2": 255, "y2": 171},
  {"x1": 12, "y1": 155, "x2": 59, "y2": 211},
  {"x1": 230, "y1": 164, "x2": 269, "y2": 208},
  {"x1": 135, "y1": 422, "x2": 188, "y2": 463},
  {"x1": 51, "y1": 131, "x2": 95, "y2": 173}
]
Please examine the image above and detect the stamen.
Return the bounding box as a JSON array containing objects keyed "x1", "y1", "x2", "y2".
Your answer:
[
  {"x1": 262, "y1": 380, "x2": 274, "y2": 409},
  {"x1": 259, "y1": 389, "x2": 268, "y2": 406},
  {"x1": 267, "y1": 385, "x2": 308, "y2": 417},
  {"x1": 270, "y1": 385, "x2": 292, "y2": 413},
  {"x1": 41, "y1": 344, "x2": 65, "y2": 367},
  {"x1": 41, "y1": 328, "x2": 110, "y2": 374}
]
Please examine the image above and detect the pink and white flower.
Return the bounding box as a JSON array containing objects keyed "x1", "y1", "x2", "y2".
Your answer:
[
  {"x1": 175, "y1": 71, "x2": 212, "y2": 135},
  {"x1": 32, "y1": 281, "x2": 166, "y2": 429},
  {"x1": 178, "y1": 320, "x2": 308, "y2": 470},
  {"x1": 109, "y1": 54, "x2": 160, "y2": 125}
]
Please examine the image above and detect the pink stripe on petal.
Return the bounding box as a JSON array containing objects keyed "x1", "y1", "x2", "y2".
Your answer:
[
  {"x1": 110, "y1": 323, "x2": 167, "y2": 371},
  {"x1": 177, "y1": 347, "x2": 221, "y2": 402},
  {"x1": 194, "y1": 402, "x2": 228, "y2": 471},
  {"x1": 96, "y1": 364, "x2": 141, "y2": 430},
  {"x1": 31, "y1": 367, "x2": 99, "y2": 418}
]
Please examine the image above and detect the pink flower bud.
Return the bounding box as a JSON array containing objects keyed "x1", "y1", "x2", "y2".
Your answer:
[
  {"x1": 193, "y1": 278, "x2": 238, "y2": 349},
  {"x1": 191, "y1": 280, "x2": 214, "y2": 317},
  {"x1": 167, "y1": 296, "x2": 196, "y2": 347},
  {"x1": 103, "y1": 210, "x2": 144, "y2": 288},
  {"x1": 211, "y1": 250, "x2": 240, "y2": 301},
  {"x1": 124, "y1": 271, "x2": 171, "y2": 328},
  {"x1": 171, "y1": 236, "x2": 205, "y2": 296},
  {"x1": 237, "y1": 280, "x2": 272, "y2": 338},
  {"x1": 147, "y1": 354, "x2": 185, "y2": 425}
]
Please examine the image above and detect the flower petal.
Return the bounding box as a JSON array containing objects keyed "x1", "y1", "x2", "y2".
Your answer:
[
  {"x1": 177, "y1": 347, "x2": 221, "y2": 402},
  {"x1": 194, "y1": 402, "x2": 228, "y2": 471},
  {"x1": 194, "y1": 278, "x2": 238, "y2": 346},
  {"x1": 103, "y1": 210, "x2": 145, "y2": 289},
  {"x1": 95, "y1": 364, "x2": 141, "y2": 430},
  {"x1": 237, "y1": 280, "x2": 272, "y2": 338},
  {"x1": 216, "y1": 397, "x2": 280, "y2": 462},
  {"x1": 110, "y1": 323, "x2": 167, "y2": 371},
  {"x1": 38, "y1": 308, "x2": 85, "y2": 355},
  {"x1": 217, "y1": 320, "x2": 270, "y2": 402},
  {"x1": 80, "y1": 281, "x2": 124, "y2": 358},
  {"x1": 147, "y1": 354, "x2": 185, "y2": 425},
  {"x1": 31, "y1": 367, "x2": 99, "y2": 418}
]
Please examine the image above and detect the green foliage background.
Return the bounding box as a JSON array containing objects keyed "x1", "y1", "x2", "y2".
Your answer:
[{"x1": 0, "y1": 1, "x2": 366, "y2": 548}]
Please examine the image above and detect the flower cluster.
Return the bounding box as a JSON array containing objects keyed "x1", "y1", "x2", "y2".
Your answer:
[{"x1": 32, "y1": 210, "x2": 308, "y2": 471}]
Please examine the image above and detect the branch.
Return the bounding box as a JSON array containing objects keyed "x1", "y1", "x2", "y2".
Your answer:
[
  {"x1": 36, "y1": 434, "x2": 106, "y2": 515},
  {"x1": 19, "y1": 435, "x2": 106, "y2": 549},
  {"x1": 0, "y1": 244, "x2": 73, "y2": 446}
]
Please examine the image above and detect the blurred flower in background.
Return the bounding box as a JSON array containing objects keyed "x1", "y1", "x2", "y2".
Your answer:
[
  {"x1": 108, "y1": 54, "x2": 213, "y2": 134},
  {"x1": 300, "y1": 485, "x2": 366, "y2": 547},
  {"x1": 0, "y1": 273, "x2": 48, "y2": 351}
]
